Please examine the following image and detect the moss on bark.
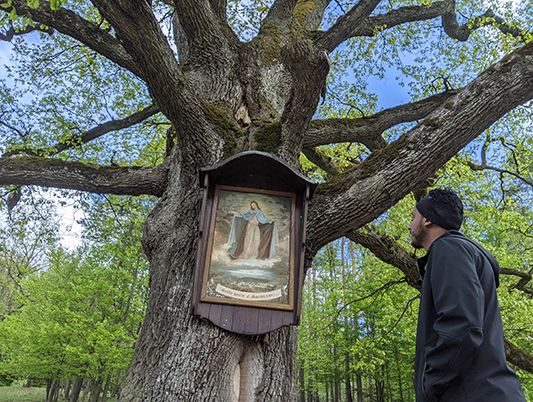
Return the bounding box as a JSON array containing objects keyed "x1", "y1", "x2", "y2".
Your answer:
[
  {"x1": 254, "y1": 122, "x2": 282, "y2": 154},
  {"x1": 200, "y1": 100, "x2": 242, "y2": 159},
  {"x1": 254, "y1": 24, "x2": 283, "y2": 66},
  {"x1": 314, "y1": 135, "x2": 416, "y2": 197}
]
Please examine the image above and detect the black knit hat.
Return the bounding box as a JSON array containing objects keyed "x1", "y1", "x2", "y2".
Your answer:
[{"x1": 416, "y1": 189, "x2": 463, "y2": 231}]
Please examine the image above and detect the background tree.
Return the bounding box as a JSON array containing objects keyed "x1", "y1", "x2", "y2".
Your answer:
[
  {"x1": 0, "y1": 242, "x2": 148, "y2": 402},
  {"x1": 1, "y1": 0, "x2": 533, "y2": 400}
]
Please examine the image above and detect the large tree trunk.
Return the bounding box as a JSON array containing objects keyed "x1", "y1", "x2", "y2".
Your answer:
[
  {"x1": 119, "y1": 168, "x2": 299, "y2": 400},
  {"x1": 110, "y1": 2, "x2": 329, "y2": 399}
]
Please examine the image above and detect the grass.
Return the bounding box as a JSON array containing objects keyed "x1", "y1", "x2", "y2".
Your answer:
[{"x1": 0, "y1": 385, "x2": 45, "y2": 401}]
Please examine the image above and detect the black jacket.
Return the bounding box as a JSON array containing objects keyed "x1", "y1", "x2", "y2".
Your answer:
[{"x1": 415, "y1": 231, "x2": 526, "y2": 402}]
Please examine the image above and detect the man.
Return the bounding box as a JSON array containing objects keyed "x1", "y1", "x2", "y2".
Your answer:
[{"x1": 408, "y1": 189, "x2": 526, "y2": 402}]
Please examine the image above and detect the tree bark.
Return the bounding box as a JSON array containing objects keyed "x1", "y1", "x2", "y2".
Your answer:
[
  {"x1": 355, "y1": 373, "x2": 363, "y2": 402},
  {"x1": 69, "y1": 377, "x2": 84, "y2": 402},
  {"x1": 82, "y1": 379, "x2": 91, "y2": 401},
  {"x1": 89, "y1": 377, "x2": 104, "y2": 402},
  {"x1": 101, "y1": 374, "x2": 111, "y2": 402}
]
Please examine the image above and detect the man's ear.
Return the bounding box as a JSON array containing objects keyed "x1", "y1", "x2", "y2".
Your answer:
[{"x1": 423, "y1": 219, "x2": 432, "y2": 227}]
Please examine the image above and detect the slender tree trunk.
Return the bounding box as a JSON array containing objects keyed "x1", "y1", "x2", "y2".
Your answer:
[
  {"x1": 46, "y1": 379, "x2": 52, "y2": 402},
  {"x1": 89, "y1": 377, "x2": 104, "y2": 402},
  {"x1": 333, "y1": 342, "x2": 341, "y2": 402},
  {"x1": 110, "y1": 371, "x2": 122, "y2": 398},
  {"x1": 46, "y1": 379, "x2": 60, "y2": 402},
  {"x1": 386, "y1": 363, "x2": 391, "y2": 402},
  {"x1": 398, "y1": 370, "x2": 403, "y2": 402},
  {"x1": 70, "y1": 377, "x2": 85, "y2": 402},
  {"x1": 355, "y1": 373, "x2": 363, "y2": 402},
  {"x1": 64, "y1": 381, "x2": 71, "y2": 400},
  {"x1": 101, "y1": 374, "x2": 111, "y2": 402},
  {"x1": 341, "y1": 239, "x2": 353, "y2": 402},
  {"x1": 314, "y1": 373, "x2": 319, "y2": 402},
  {"x1": 24, "y1": 376, "x2": 33, "y2": 388},
  {"x1": 82, "y1": 379, "x2": 91, "y2": 401},
  {"x1": 345, "y1": 354, "x2": 353, "y2": 402},
  {"x1": 307, "y1": 371, "x2": 314, "y2": 402},
  {"x1": 376, "y1": 381, "x2": 385, "y2": 402},
  {"x1": 376, "y1": 368, "x2": 385, "y2": 402},
  {"x1": 299, "y1": 365, "x2": 306, "y2": 402}
]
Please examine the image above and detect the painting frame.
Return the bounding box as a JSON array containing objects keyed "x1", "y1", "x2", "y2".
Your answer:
[{"x1": 200, "y1": 184, "x2": 296, "y2": 310}]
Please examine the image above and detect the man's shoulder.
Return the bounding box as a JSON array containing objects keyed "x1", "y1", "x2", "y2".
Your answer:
[
  {"x1": 431, "y1": 231, "x2": 498, "y2": 264},
  {"x1": 429, "y1": 231, "x2": 486, "y2": 258},
  {"x1": 431, "y1": 230, "x2": 470, "y2": 249}
]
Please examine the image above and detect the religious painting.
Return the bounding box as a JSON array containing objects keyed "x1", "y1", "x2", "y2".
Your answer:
[{"x1": 201, "y1": 185, "x2": 295, "y2": 310}]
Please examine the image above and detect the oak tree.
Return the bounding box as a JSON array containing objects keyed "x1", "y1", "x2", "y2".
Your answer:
[{"x1": 1, "y1": 0, "x2": 533, "y2": 400}]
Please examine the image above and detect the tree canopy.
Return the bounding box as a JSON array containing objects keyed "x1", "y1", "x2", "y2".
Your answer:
[{"x1": 1, "y1": 0, "x2": 532, "y2": 400}]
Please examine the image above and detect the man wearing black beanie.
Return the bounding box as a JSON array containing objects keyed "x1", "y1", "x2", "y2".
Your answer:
[{"x1": 409, "y1": 189, "x2": 525, "y2": 402}]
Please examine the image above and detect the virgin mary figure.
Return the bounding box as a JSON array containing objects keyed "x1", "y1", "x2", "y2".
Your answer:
[{"x1": 227, "y1": 201, "x2": 279, "y2": 260}]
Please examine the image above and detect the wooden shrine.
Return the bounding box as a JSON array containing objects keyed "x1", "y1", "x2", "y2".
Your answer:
[{"x1": 191, "y1": 151, "x2": 316, "y2": 335}]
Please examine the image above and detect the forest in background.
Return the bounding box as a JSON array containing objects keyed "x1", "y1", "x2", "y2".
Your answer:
[{"x1": 297, "y1": 161, "x2": 533, "y2": 400}]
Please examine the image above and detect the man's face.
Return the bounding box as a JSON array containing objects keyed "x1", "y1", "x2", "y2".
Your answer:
[{"x1": 408, "y1": 208, "x2": 427, "y2": 249}]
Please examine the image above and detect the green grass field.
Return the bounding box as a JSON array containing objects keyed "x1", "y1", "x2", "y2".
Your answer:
[{"x1": 0, "y1": 386, "x2": 45, "y2": 401}]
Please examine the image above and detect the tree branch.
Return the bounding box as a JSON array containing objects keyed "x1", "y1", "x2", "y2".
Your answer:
[
  {"x1": 302, "y1": 147, "x2": 342, "y2": 176},
  {"x1": 91, "y1": 0, "x2": 223, "y2": 166},
  {"x1": 467, "y1": 161, "x2": 533, "y2": 191},
  {"x1": 0, "y1": 157, "x2": 168, "y2": 197},
  {"x1": 442, "y1": 6, "x2": 531, "y2": 42},
  {"x1": 347, "y1": 226, "x2": 420, "y2": 289},
  {"x1": 316, "y1": 1, "x2": 450, "y2": 52},
  {"x1": 2, "y1": 104, "x2": 161, "y2": 158},
  {"x1": 277, "y1": 42, "x2": 331, "y2": 165},
  {"x1": 7, "y1": 0, "x2": 142, "y2": 78},
  {"x1": 306, "y1": 41, "x2": 533, "y2": 253},
  {"x1": 504, "y1": 339, "x2": 533, "y2": 374},
  {"x1": 0, "y1": 21, "x2": 54, "y2": 42},
  {"x1": 500, "y1": 267, "x2": 533, "y2": 296},
  {"x1": 316, "y1": 0, "x2": 530, "y2": 53},
  {"x1": 318, "y1": 278, "x2": 408, "y2": 332},
  {"x1": 316, "y1": 0, "x2": 381, "y2": 51},
  {"x1": 304, "y1": 90, "x2": 458, "y2": 150}
]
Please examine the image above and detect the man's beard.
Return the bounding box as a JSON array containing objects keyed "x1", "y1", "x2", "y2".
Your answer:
[{"x1": 411, "y1": 221, "x2": 426, "y2": 249}]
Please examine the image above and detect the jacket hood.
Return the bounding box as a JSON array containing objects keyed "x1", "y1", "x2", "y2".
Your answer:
[{"x1": 417, "y1": 230, "x2": 500, "y2": 288}]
